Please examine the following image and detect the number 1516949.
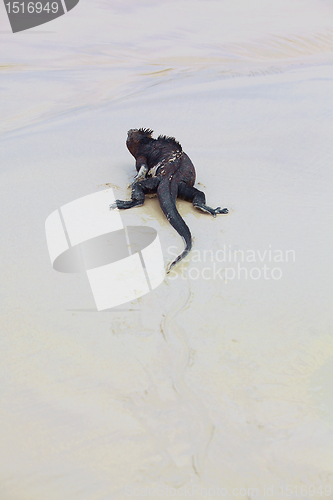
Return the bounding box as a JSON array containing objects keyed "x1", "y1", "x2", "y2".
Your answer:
[{"x1": 5, "y1": 2, "x2": 59, "y2": 14}]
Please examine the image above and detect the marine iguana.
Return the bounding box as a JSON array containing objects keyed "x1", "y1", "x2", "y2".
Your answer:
[{"x1": 110, "y1": 128, "x2": 228, "y2": 272}]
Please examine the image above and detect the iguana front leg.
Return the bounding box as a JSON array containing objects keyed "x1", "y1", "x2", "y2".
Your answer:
[{"x1": 130, "y1": 156, "x2": 148, "y2": 187}]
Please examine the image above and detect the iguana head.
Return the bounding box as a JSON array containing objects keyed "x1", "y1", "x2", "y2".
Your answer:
[{"x1": 126, "y1": 128, "x2": 153, "y2": 156}]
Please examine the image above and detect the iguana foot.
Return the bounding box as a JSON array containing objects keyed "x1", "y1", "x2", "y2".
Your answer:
[
  {"x1": 129, "y1": 174, "x2": 146, "y2": 188},
  {"x1": 109, "y1": 200, "x2": 143, "y2": 210},
  {"x1": 214, "y1": 207, "x2": 229, "y2": 215},
  {"x1": 194, "y1": 204, "x2": 229, "y2": 217}
]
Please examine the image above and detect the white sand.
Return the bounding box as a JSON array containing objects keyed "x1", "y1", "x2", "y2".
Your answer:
[{"x1": 1, "y1": 1, "x2": 333, "y2": 498}]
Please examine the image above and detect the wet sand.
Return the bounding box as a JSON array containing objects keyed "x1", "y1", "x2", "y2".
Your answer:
[{"x1": 1, "y1": 0, "x2": 333, "y2": 498}]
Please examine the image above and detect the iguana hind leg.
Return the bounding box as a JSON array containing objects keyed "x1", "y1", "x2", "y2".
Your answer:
[
  {"x1": 177, "y1": 183, "x2": 228, "y2": 217},
  {"x1": 110, "y1": 177, "x2": 159, "y2": 210}
]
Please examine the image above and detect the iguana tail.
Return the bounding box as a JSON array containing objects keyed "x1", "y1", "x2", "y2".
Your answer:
[{"x1": 157, "y1": 177, "x2": 192, "y2": 273}]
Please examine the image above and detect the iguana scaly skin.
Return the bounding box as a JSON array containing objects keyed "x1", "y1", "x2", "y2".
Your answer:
[{"x1": 110, "y1": 128, "x2": 228, "y2": 272}]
